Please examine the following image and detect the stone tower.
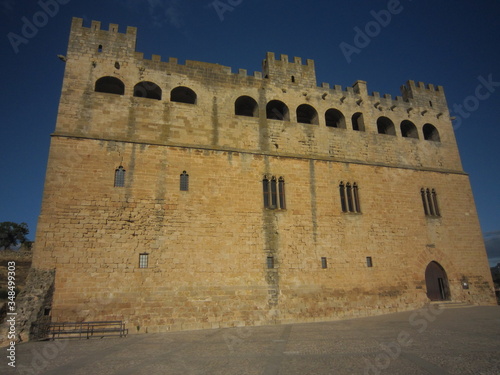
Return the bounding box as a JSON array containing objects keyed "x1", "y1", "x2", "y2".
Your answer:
[{"x1": 28, "y1": 17, "x2": 495, "y2": 335}]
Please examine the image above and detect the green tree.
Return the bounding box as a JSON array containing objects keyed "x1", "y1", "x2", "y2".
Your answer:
[{"x1": 0, "y1": 222, "x2": 29, "y2": 250}]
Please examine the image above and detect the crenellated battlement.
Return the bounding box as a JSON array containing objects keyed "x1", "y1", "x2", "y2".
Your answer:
[
  {"x1": 71, "y1": 17, "x2": 137, "y2": 36},
  {"x1": 60, "y1": 17, "x2": 458, "y2": 171},
  {"x1": 68, "y1": 17, "x2": 137, "y2": 58},
  {"x1": 400, "y1": 80, "x2": 447, "y2": 109},
  {"x1": 401, "y1": 80, "x2": 445, "y2": 97},
  {"x1": 69, "y1": 17, "x2": 447, "y2": 114},
  {"x1": 262, "y1": 52, "x2": 316, "y2": 87}
]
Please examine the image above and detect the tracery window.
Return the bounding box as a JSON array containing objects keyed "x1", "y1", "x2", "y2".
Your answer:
[
  {"x1": 339, "y1": 181, "x2": 361, "y2": 213},
  {"x1": 421, "y1": 188, "x2": 440, "y2": 217},
  {"x1": 263, "y1": 176, "x2": 286, "y2": 209}
]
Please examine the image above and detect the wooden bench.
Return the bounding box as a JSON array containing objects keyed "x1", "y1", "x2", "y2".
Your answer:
[{"x1": 35, "y1": 320, "x2": 128, "y2": 340}]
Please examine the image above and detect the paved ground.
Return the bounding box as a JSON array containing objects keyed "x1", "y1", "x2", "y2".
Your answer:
[{"x1": 3, "y1": 305, "x2": 500, "y2": 375}]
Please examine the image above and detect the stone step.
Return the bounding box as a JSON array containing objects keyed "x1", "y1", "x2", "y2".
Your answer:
[{"x1": 430, "y1": 301, "x2": 474, "y2": 309}]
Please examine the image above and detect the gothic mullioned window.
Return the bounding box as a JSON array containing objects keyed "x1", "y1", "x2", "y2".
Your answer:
[
  {"x1": 339, "y1": 181, "x2": 361, "y2": 213},
  {"x1": 263, "y1": 175, "x2": 286, "y2": 209},
  {"x1": 114, "y1": 166, "x2": 125, "y2": 187},
  {"x1": 421, "y1": 188, "x2": 440, "y2": 217}
]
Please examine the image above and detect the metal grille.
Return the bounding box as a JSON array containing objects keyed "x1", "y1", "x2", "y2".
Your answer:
[
  {"x1": 114, "y1": 166, "x2": 125, "y2": 187},
  {"x1": 321, "y1": 257, "x2": 327, "y2": 269},
  {"x1": 180, "y1": 171, "x2": 189, "y2": 191},
  {"x1": 139, "y1": 253, "x2": 148, "y2": 268}
]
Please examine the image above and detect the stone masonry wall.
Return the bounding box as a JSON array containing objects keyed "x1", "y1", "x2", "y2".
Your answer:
[
  {"x1": 28, "y1": 17, "x2": 495, "y2": 336},
  {"x1": 32, "y1": 136, "x2": 495, "y2": 333}
]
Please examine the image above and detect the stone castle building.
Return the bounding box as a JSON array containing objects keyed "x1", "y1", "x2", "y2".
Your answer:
[{"x1": 30, "y1": 17, "x2": 495, "y2": 334}]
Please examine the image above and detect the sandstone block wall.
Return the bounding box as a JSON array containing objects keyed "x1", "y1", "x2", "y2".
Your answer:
[{"x1": 29, "y1": 17, "x2": 495, "y2": 335}]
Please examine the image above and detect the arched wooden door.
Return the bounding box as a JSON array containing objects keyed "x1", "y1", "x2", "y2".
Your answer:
[{"x1": 425, "y1": 261, "x2": 451, "y2": 301}]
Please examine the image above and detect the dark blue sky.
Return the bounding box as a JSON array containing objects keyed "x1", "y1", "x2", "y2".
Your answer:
[{"x1": 1, "y1": 0, "x2": 499, "y2": 264}]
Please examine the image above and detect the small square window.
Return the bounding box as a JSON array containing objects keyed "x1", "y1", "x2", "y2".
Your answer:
[
  {"x1": 366, "y1": 256, "x2": 373, "y2": 268},
  {"x1": 321, "y1": 257, "x2": 328, "y2": 269},
  {"x1": 139, "y1": 253, "x2": 149, "y2": 268}
]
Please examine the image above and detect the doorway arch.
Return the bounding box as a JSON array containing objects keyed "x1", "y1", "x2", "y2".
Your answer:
[{"x1": 425, "y1": 261, "x2": 451, "y2": 301}]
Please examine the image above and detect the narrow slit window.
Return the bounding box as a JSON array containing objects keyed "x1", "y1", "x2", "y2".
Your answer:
[
  {"x1": 339, "y1": 182, "x2": 347, "y2": 212},
  {"x1": 263, "y1": 177, "x2": 270, "y2": 208},
  {"x1": 114, "y1": 166, "x2": 125, "y2": 187},
  {"x1": 267, "y1": 256, "x2": 274, "y2": 269},
  {"x1": 353, "y1": 183, "x2": 361, "y2": 213},
  {"x1": 321, "y1": 257, "x2": 328, "y2": 269},
  {"x1": 180, "y1": 171, "x2": 189, "y2": 191},
  {"x1": 366, "y1": 257, "x2": 373, "y2": 268},
  {"x1": 426, "y1": 188, "x2": 435, "y2": 216},
  {"x1": 270, "y1": 177, "x2": 278, "y2": 208},
  {"x1": 421, "y1": 188, "x2": 429, "y2": 216},
  {"x1": 139, "y1": 253, "x2": 149, "y2": 269},
  {"x1": 432, "y1": 189, "x2": 440, "y2": 216},
  {"x1": 346, "y1": 183, "x2": 354, "y2": 212},
  {"x1": 278, "y1": 177, "x2": 286, "y2": 209}
]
